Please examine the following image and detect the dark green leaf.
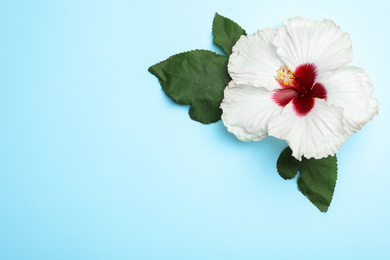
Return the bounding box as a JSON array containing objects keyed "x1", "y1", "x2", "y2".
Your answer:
[
  {"x1": 277, "y1": 147, "x2": 338, "y2": 212},
  {"x1": 212, "y1": 13, "x2": 246, "y2": 55},
  {"x1": 277, "y1": 146, "x2": 301, "y2": 180},
  {"x1": 148, "y1": 50, "x2": 231, "y2": 124}
]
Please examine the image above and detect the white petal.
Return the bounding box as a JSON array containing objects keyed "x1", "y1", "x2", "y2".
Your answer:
[
  {"x1": 228, "y1": 28, "x2": 284, "y2": 91},
  {"x1": 220, "y1": 81, "x2": 283, "y2": 142},
  {"x1": 274, "y1": 17, "x2": 352, "y2": 73},
  {"x1": 318, "y1": 66, "x2": 379, "y2": 135},
  {"x1": 268, "y1": 100, "x2": 347, "y2": 160}
]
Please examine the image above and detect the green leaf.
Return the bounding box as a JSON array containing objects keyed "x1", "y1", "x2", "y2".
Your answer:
[
  {"x1": 212, "y1": 13, "x2": 246, "y2": 55},
  {"x1": 277, "y1": 147, "x2": 301, "y2": 180},
  {"x1": 148, "y1": 50, "x2": 231, "y2": 124},
  {"x1": 277, "y1": 147, "x2": 338, "y2": 212}
]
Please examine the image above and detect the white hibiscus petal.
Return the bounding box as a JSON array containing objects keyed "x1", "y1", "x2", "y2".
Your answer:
[
  {"x1": 318, "y1": 66, "x2": 379, "y2": 135},
  {"x1": 268, "y1": 100, "x2": 347, "y2": 160},
  {"x1": 274, "y1": 17, "x2": 352, "y2": 74},
  {"x1": 220, "y1": 81, "x2": 283, "y2": 142},
  {"x1": 228, "y1": 28, "x2": 284, "y2": 91}
]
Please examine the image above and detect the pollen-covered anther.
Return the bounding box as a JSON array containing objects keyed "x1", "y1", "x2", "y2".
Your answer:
[{"x1": 274, "y1": 66, "x2": 295, "y2": 86}]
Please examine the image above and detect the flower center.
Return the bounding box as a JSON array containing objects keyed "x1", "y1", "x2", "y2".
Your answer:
[{"x1": 272, "y1": 63, "x2": 327, "y2": 117}]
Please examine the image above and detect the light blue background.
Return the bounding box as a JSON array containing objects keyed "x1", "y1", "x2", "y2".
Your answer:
[{"x1": 1, "y1": 0, "x2": 389, "y2": 259}]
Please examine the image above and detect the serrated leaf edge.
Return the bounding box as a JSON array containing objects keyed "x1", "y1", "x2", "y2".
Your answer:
[
  {"x1": 148, "y1": 49, "x2": 230, "y2": 124},
  {"x1": 298, "y1": 157, "x2": 338, "y2": 213},
  {"x1": 212, "y1": 12, "x2": 247, "y2": 55}
]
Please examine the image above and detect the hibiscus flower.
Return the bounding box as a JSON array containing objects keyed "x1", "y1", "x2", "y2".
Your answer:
[{"x1": 220, "y1": 17, "x2": 378, "y2": 160}]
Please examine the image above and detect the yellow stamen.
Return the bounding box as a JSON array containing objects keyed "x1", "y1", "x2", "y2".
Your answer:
[{"x1": 275, "y1": 66, "x2": 295, "y2": 86}]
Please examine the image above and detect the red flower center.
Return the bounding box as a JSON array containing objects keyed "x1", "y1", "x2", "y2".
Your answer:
[{"x1": 272, "y1": 63, "x2": 327, "y2": 116}]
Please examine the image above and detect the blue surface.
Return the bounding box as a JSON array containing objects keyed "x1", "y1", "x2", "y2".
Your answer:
[{"x1": 1, "y1": 0, "x2": 389, "y2": 259}]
